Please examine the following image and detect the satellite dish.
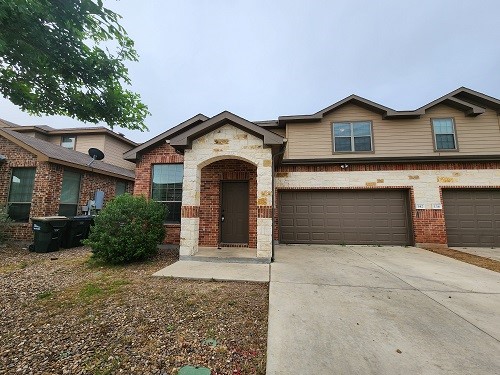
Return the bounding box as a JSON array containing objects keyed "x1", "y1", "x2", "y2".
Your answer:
[{"x1": 87, "y1": 148, "x2": 105, "y2": 166}]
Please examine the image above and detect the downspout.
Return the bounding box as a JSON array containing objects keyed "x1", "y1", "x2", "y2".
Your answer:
[{"x1": 271, "y1": 141, "x2": 287, "y2": 262}]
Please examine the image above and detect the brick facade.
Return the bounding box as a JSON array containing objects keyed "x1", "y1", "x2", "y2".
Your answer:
[
  {"x1": 133, "y1": 142, "x2": 183, "y2": 243},
  {"x1": 0, "y1": 136, "x2": 133, "y2": 241},
  {"x1": 198, "y1": 159, "x2": 257, "y2": 248},
  {"x1": 129, "y1": 127, "x2": 499, "y2": 250}
]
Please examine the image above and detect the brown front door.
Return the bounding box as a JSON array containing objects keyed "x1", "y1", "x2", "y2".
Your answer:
[{"x1": 221, "y1": 181, "x2": 249, "y2": 243}]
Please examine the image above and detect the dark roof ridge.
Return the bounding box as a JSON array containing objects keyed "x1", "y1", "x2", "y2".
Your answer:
[{"x1": 277, "y1": 87, "x2": 499, "y2": 125}]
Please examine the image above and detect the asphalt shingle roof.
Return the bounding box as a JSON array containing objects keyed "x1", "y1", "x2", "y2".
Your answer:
[{"x1": 0, "y1": 128, "x2": 134, "y2": 179}]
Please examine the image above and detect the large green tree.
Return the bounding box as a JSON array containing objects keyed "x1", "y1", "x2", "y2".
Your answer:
[{"x1": 0, "y1": 0, "x2": 149, "y2": 130}]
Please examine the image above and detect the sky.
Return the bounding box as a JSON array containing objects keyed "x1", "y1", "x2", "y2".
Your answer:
[{"x1": 2, "y1": 0, "x2": 500, "y2": 143}]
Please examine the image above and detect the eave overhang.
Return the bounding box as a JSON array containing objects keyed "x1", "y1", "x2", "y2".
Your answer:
[
  {"x1": 280, "y1": 154, "x2": 500, "y2": 165},
  {"x1": 123, "y1": 114, "x2": 209, "y2": 161},
  {"x1": 277, "y1": 87, "x2": 495, "y2": 126}
]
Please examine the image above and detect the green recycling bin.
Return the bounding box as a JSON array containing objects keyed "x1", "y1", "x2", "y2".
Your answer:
[
  {"x1": 62, "y1": 215, "x2": 94, "y2": 248},
  {"x1": 31, "y1": 216, "x2": 68, "y2": 253}
]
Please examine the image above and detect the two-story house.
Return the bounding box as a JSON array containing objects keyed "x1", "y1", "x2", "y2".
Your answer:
[
  {"x1": 0, "y1": 120, "x2": 136, "y2": 240},
  {"x1": 125, "y1": 87, "x2": 500, "y2": 262},
  {"x1": 0, "y1": 122, "x2": 136, "y2": 171}
]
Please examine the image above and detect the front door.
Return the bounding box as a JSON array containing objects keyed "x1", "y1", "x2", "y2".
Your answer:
[{"x1": 221, "y1": 181, "x2": 249, "y2": 244}]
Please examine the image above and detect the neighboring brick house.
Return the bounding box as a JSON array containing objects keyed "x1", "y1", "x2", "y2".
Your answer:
[
  {"x1": 0, "y1": 127, "x2": 134, "y2": 240},
  {"x1": 0, "y1": 119, "x2": 137, "y2": 171},
  {"x1": 124, "y1": 87, "x2": 500, "y2": 262}
]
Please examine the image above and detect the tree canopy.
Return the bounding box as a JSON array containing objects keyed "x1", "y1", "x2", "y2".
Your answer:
[{"x1": 0, "y1": 0, "x2": 149, "y2": 130}]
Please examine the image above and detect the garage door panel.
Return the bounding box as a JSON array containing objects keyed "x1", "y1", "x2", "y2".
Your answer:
[
  {"x1": 279, "y1": 190, "x2": 410, "y2": 245},
  {"x1": 475, "y1": 206, "x2": 493, "y2": 215},
  {"x1": 281, "y1": 205, "x2": 294, "y2": 214},
  {"x1": 443, "y1": 189, "x2": 500, "y2": 247},
  {"x1": 296, "y1": 233, "x2": 311, "y2": 241},
  {"x1": 295, "y1": 218, "x2": 309, "y2": 227},
  {"x1": 295, "y1": 205, "x2": 309, "y2": 214},
  {"x1": 311, "y1": 218, "x2": 325, "y2": 227},
  {"x1": 310, "y1": 205, "x2": 324, "y2": 214},
  {"x1": 477, "y1": 221, "x2": 493, "y2": 229}
]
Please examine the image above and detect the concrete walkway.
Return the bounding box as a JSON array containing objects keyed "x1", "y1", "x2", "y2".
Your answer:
[
  {"x1": 153, "y1": 260, "x2": 269, "y2": 282},
  {"x1": 266, "y1": 245, "x2": 500, "y2": 375}
]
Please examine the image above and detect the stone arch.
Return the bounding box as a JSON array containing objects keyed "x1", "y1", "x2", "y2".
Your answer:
[{"x1": 197, "y1": 154, "x2": 258, "y2": 170}]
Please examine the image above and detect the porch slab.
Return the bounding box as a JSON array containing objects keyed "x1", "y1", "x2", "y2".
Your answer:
[
  {"x1": 153, "y1": 260, "x2": 270, "y2": 282},
  {"x1": 179, "y1": 246, "x2": 270, "y2": 264}
]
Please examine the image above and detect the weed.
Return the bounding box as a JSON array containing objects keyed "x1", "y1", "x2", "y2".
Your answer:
[
  {"x1": 79, "y1": 283, "x2": 103, "y2": 299},
  {"x1": 166, "y1": 324, "x2": 175, "y2": 332},
  {"x1": 37, "y1": 290, "x2": 53, "y2": 299}
]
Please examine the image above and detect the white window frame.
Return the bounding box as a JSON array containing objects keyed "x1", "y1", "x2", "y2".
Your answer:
[
  {"x1": 432, "y1": 118, "x2": 458, "y2": 151},
  {"x1": 332, "y1": 121, "x2": 373, "y2": 153}
]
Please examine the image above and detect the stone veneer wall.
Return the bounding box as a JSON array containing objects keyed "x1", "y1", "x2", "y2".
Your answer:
[
  {"x1": 199, "y1": 159, "x2": 257, "y2": 248},
  {"x1": 275, "y1": 162, "x2": 500, "y2": 246},
  {"x1": 180, "y1": 124, "x2": 273, "y2": 258},
  {"x1": 133, "y1": 142, "x2": 183, "y2": 244}
]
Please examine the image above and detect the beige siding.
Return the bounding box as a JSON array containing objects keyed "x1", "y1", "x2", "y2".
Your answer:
[
  {"x1": 48, "y1": 134, "x2": 106, "y2": 153},
  {"x1": 73, "y1": 134, "x2": 106, "y2": 154},
  {"x1": 47, "y1": 133, "x2": 134, "y2": 170},
  {"x1": 48, "y1": 133, "x2": 105, "y2": 153},
  {"x1": 103, "y1": 135, "x2": 135, "y2": 170},
  {"x1": 286, "y1": 103, "x2": 500, "y2": 159}
]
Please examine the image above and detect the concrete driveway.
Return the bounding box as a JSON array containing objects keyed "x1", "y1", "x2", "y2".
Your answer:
[{"x1": 266, "y1": 245, "x2": 500, "y2": 375}]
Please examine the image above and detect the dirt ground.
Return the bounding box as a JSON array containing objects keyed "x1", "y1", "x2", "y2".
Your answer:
[
  {"x1": 422, "y1": 245, "x2": 500, "y2": 273},
  {"x1": 0, "y1": 243, "x2": 269, "y2": 374}
]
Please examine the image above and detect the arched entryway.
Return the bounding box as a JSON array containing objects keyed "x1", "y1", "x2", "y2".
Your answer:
[{"x1": 199, "y1": 159, "x2": 257, "y2": 248}]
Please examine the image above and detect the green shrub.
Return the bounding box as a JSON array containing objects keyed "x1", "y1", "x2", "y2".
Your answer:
[
  {"x1": 0, "y1": 205, "x2": 12, "y2": 244},
  {"x1": 83, "y1": 194, "x2": 166, "y2": 264}
]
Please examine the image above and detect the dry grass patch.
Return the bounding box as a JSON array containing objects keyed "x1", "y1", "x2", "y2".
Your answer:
[{"x1": 0, "y1": 243, "x2": 268, "y2": 374}]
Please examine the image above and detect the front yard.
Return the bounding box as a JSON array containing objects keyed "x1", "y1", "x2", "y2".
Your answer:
[{"x1": 0, "y1": 244, "x2": 268, "y2": 374}]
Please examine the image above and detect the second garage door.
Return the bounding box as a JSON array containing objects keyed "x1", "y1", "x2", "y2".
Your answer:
[
  {"x1": 279, "y1": 189, "x2": 411, "y2": 245},
  {"x1": 442, "y1": 189, "x2": 500, "y2": 247}
]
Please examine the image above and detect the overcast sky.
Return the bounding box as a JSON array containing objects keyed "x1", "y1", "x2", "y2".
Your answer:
[{"x1": 2, "y1": 0, "x2": 500, "y2": 143}]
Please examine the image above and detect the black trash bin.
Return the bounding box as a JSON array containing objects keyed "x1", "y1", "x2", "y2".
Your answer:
[
  {"x1": 62, "y1": 215, "x2": 94, "y2": 248},
  {"x1": 31, "y1": 216, "x2": 68, "y2": 253}
]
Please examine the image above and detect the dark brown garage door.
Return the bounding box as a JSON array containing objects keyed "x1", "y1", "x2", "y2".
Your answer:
[
  {"x1": 279, "y1": 190, "x2": 411, "y2": 245},
  {"x1": 442, "y1": 189, "x2": 500, "y2": 247}
]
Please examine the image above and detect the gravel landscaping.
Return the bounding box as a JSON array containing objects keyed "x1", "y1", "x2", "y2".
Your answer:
[{"x1": 0, "y1": 243, "x2": 268, "y2": 374}]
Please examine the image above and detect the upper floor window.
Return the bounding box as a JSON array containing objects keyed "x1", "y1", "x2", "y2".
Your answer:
[
  {"x1": 333, "y1": 121, "x2": 372, "y2": 152},
  {"x1": 58, "y1": 170, "x2": 81, "y2": 216},
  {"x1": 432, "y1": 118, "x2": 457, "y2": 151},
  {"x1": 151, "y1": 164, "x2": 183, "y2": 223},
  {"x1": 61, "y1": 136, "x2": 76, "y2": 150},
  {"x1": 8, "y1": 168, "x2": 35, "y2": 222}
]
